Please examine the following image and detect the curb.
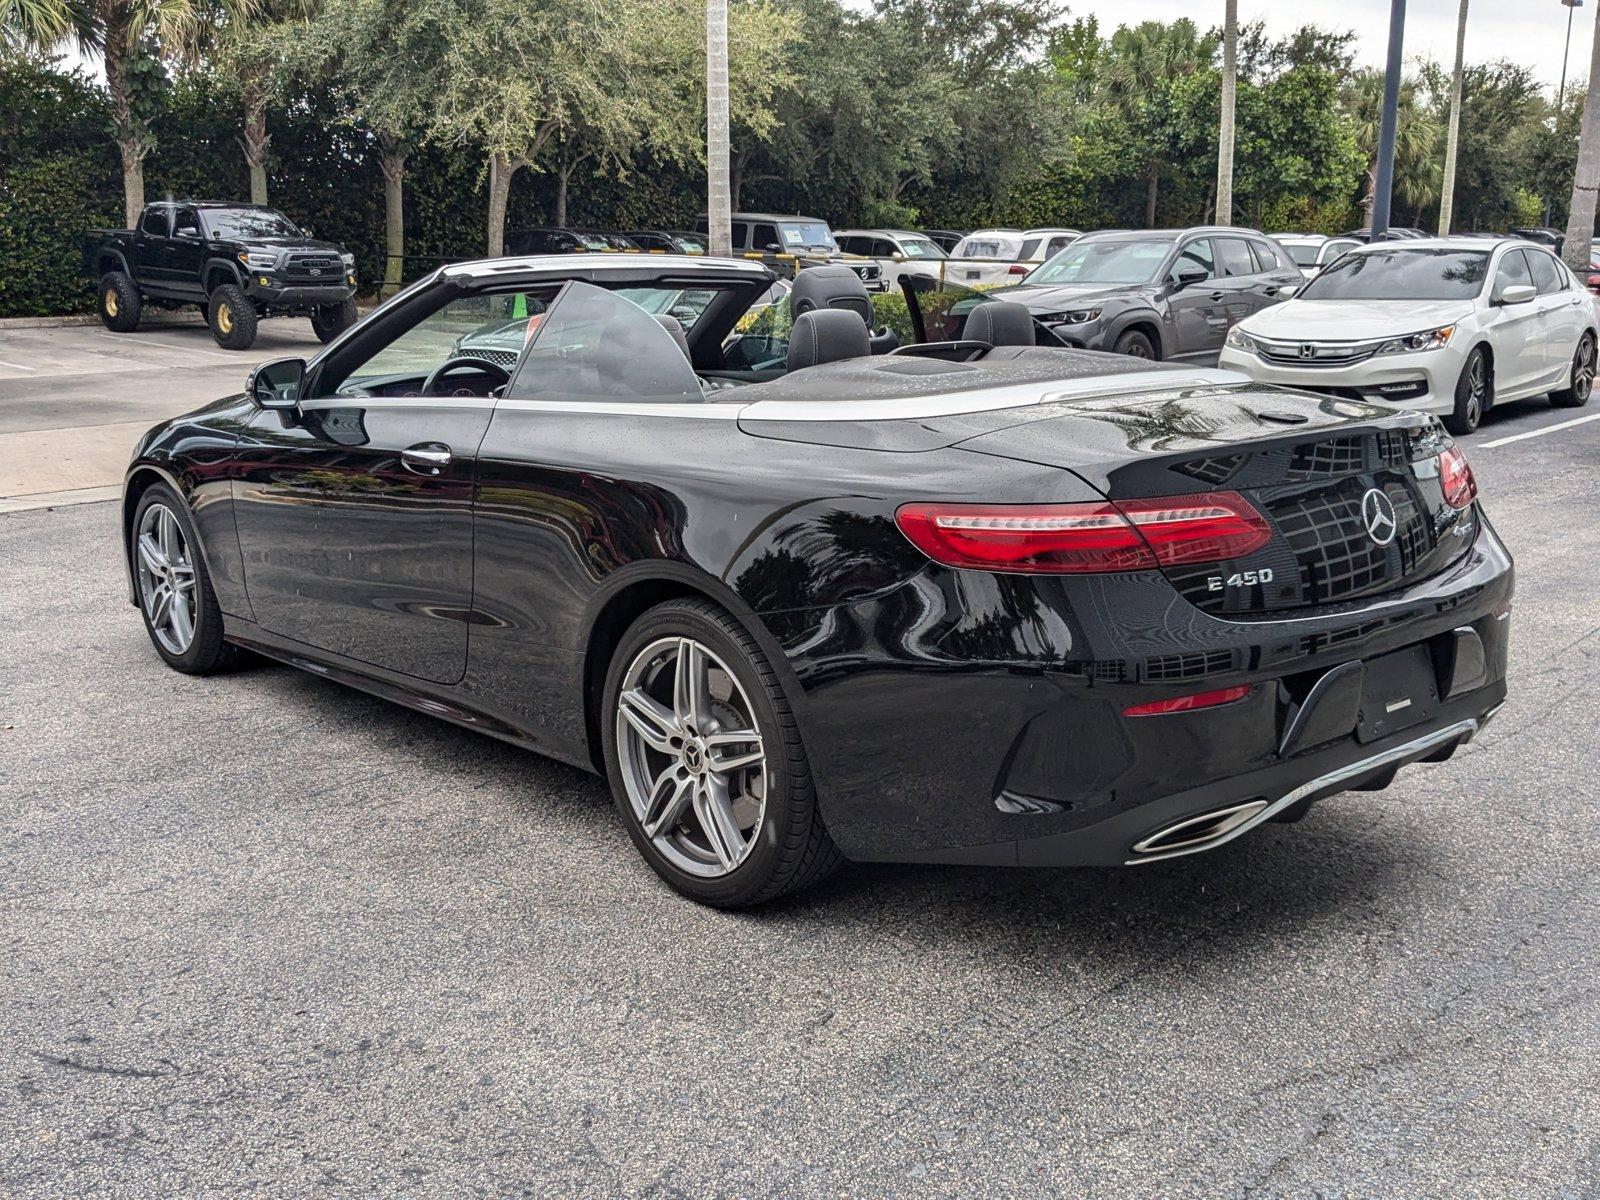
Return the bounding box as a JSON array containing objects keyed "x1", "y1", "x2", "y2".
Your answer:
[{"x1": 0, "y1": 311, "x2": 208, "y2": 330}]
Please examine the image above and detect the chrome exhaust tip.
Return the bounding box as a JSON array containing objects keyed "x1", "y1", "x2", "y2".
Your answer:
[{"x1": 1130, "y1": 799, "x2": 1270, "y2": 857}]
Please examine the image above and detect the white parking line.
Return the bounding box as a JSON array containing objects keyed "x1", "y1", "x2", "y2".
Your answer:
[
  {"x1": 0, "y1": 359, "x2": 37, "y2": 371},
  {"x1": 95, "y1": 332, "x2": 246, "y2": 361},
  {"x1": 1479, "y1": 411, "x2": 1600, "y2": 449}
]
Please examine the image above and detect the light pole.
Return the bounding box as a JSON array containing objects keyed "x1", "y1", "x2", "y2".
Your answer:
[
  {"x1": 1559, "y1": 0, "x2": 1584, "y2": 112},
  {"x1": 1370, "y1": 0, "x2": 1407, "y2": 240},
  {"x1": 706, "y1": 0, "x2": 732, "y2": 258}
]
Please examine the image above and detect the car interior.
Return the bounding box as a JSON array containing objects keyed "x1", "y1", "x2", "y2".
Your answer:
[{"x1": 314, "y1": 263, "x2": 1078, "y2": 406}]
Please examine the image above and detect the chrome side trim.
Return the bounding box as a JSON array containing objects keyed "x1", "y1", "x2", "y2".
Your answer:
[{"x1": 1124, "y1": 717, "x2": 1480, "y2": 865}]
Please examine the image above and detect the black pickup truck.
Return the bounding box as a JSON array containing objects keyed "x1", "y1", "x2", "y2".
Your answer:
[{"x1": 84, "y1": 201, "x2": 358, "y2": 350}]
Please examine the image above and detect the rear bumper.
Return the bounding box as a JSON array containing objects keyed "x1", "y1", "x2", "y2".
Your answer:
[{"x1": 776, "y1": 513, "x2": 1513, "y2": 867}]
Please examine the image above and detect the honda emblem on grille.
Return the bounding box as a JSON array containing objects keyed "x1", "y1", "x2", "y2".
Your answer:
[
  {"x1": 1362, "y1": 488, "x2": 1398, "y2": 546},
  {"x1": 1298, "y1": 342, "x2": 1318, "y2": 360}
]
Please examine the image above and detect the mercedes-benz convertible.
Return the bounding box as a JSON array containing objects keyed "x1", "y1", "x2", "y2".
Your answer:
[{"x1": 121, "y1": 254, "x2": 1512, "y2": 906}]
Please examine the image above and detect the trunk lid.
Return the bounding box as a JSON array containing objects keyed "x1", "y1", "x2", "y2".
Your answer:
[{"x1": 957, "y1": 383, "x2": 1478, "y2": 617}]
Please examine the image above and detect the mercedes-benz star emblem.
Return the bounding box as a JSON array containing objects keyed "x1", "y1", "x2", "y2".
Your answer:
[{"x1": 1362, "y1": 487, "x2": 1398, "y2": 546}]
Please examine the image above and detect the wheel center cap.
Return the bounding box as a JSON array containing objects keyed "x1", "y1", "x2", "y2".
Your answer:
[{"x1": 682, "y1": 740, "x2": 706, "y2": 773}]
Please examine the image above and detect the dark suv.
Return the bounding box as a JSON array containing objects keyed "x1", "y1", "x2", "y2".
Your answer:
[
  {"x1": 997, "y1": 226, "x2": 1302, "y2": 363},
  {"x1": 692, "y1": 212, "x2": 886, "y2": 292},
  {"x1": 85, "y1": 202, "x2": 357, "y2": 350}
]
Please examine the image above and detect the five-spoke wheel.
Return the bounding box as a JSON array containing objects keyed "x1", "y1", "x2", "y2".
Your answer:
[{"x1": 135, "y1": 502, "x2": 198, "y2": 655}]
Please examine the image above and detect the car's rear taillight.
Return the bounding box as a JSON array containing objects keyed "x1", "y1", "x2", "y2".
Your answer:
[
  {"x1": 894, "y1": 492, "x2": 1270, "y2": 575},
  {"x1": 1006, "y1": 264, "x2": 1029, "y2": 275},
  {"x1": 1439, "y1": 445, "x2": 1477, "y2": 509}
]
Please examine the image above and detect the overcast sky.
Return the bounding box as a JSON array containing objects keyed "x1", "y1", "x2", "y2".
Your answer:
[{"x1": 1068, "y1": 0, "x2": 1597, "y2": 92}]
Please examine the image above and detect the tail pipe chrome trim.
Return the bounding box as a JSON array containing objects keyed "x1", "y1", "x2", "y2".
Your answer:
[{"x1": 1125, "y1": 717, "x2": 1481, "y2": 866}]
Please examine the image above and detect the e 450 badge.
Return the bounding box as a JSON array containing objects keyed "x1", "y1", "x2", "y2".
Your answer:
[{"x1": 1207, "y1": 568, "x2": 1274, "y2": 592}]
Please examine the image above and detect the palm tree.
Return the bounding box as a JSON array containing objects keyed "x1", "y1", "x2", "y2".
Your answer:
[
  {"x1": 1215, "y1": 0, "x2": 1237, "y2": 224},
  {"x1": 706, "y1": 0, "x2": 732, "y2": 255},
  {"x1": 204, "y1": 0, "x2": 318, "y2": 205},
  {"x1": 2, "y1": 0, "x2": 71, "y2": 48},
  {"x1": 1344, "y1": 68, "x2": 1441, "y2": 227},
  {"x1": 1103, "y1": 19, "x2": 1217, "y2": 227},
  {"x1": 1437, "y1": 0, "x2": 1469, "y2": 234},
  {"x1": 1563, "y1": 2, "x2": 1600, "y2": 270}
]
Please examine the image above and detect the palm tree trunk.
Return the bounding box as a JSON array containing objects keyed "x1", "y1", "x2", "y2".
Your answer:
[
  {"x1": 1215, "y1": 0, "x2": 1237, "y2": 224},
  {"x1": 1564, "y1": 3, "x2": 1600, "y2": 270},
  {"x1": 104, "y1": 32, "x2": 150, "y2": 227},
  {"x1": 240, "y1": 79, "x2": 270, "y2": 205},
  {"x1": 1437, "y1": 0, "x2": 1468, "y2": 235},
  {"x1": 731, "y1": 148, "x2": 750, "y2": 212},
  {"x1": 1144, "y1": 161, "x2": 1159, "y2": 227},
  {"x1": 378, "y1": 134, "x2": 406, "y2": 292},
  {"x1": 705, "y1": 0, "x2": 733, "y2": 256}
]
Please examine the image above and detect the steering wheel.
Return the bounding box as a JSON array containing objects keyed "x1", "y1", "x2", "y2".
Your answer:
[{"x1": 421, "y1": 356, "x2": 511, "y2": 397}]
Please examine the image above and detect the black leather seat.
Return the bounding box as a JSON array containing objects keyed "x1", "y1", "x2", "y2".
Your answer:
[
  {"x1": 963, "y1": 301, "x2": 1036, "y2": 347},
  {"x1": 791, "y1": 265, "x2": 897, "y2": 354},
  {"x1": 787, "y1": 309, "x2": 871, "y2": 372}
]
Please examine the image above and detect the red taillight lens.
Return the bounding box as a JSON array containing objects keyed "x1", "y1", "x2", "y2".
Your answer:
[
  {"x1": 894, "y1": 492, "x2": 1270, "y2": 575},
  {"x1": 1124, "y1": 685, "x2": 1253, "y2": 717},
  {"x1": 1006, "y1": 264, "x2": 1029, "y2": 275},
  {"x1": 1439, "y1": 445, "x2": 1477, "y2": 509}
]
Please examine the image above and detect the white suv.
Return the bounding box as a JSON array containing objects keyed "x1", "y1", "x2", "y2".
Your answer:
[
  {"x1": 947, "y1": 228, "x2": 1082, "y2": 285},
  {"x1": 1219, "y1": 238, "x2": 1598, "y2": 433},
  {"x1": 834, "y1": 229, "x2": 950, "y2": 286}
]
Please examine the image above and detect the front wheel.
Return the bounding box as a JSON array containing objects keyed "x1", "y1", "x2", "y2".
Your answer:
[
  {"x1": 601, "y1": 598, "x2": 842, "y2": 907},
  {"x1": 311, "y1": 297, "x2": 358, "y2": 343},
  {"x1": 1445, "y1": 347, "x2": 1491, "y2": 435},
  {"x1": 1551, "y1": 333, "x2": 1595, "y2": 408},
  {"x1": 1112, "y1": 328, "x2": 1157, "y2": 360},
  {"x1": 208, "y1": 284, "x2": 258, "y2": 350},
  {"x1": 131, "y1": 484, "x2": 243, "y2": 674}
]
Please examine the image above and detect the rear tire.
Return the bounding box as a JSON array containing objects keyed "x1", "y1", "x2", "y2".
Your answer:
[
  {"x1": 1550, "y1": 333, "x2": 1595, "y2": 408},
  {"x1": 98, "y1": 271, "x2": 141, "y2": 332},
  {"x1": 208, "y1": 284, "x2": 258, "y2": 350},
  {"x1": 1113, "y1": 328, "x2": 1157, "y2": 361},
  {"x1": 311, "y1": 297, "x2": 358, "y2": 343},
  {"x1": 1445, "y1": 347, "x2": 1490, "y2": 435},
  {"x1": 131, "y1": 483, "x2": 245, "y2": 675},
  {"x1": 601, "y1": 598, "x2": 843, "y2": 907}
]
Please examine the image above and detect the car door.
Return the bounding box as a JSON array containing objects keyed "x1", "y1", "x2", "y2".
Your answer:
[
  {"x1": 1210, "y1": 237, "x2": 1265, "y2": 329},
  {"x1": 1526, "y1": 247, "x2": 1587, "y2": 387},
  {"x1": 1248, "y1": 237, "x2": 1303, "y2": 305},
  {"x1": 136, "y1": 206, "x2": 171, "y2": 289},
  {"x1": 1164, "y1": 237, "x2": 1228, "y2": 361},
  {"x1": 1482, "y1": 249, "x2": 1545, "y2": 396},
  {"x1": 230, "y1": 285, "x2": 531, "y2": 684},
  {"x1": 169, "y1": 207, "x2": 207, "y2": 298}
]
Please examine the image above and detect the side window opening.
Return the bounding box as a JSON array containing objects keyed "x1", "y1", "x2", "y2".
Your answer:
[
  {"x1": 1527, "y1": 250, "x2": 1563, "y2": 295},
  {"x1": 1494, "y1": 250, "x2": 1534, "y2": 294},
  {"x1": 1172, "y1": 239, "x2": 1215, "y2": 280},
  {"x1": 141, "y1": 208, "x2": 170, "y2": 237}
]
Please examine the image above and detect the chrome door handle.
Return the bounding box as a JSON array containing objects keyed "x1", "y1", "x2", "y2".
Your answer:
[{"x1": 401, "y1": 443, "x2": 452, "y2": 475}]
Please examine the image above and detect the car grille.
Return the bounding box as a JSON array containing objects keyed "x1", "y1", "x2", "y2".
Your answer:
[
  {"x1": 1164, "y1": 427, "x2": 1475, "y2": 617},
  {"x1": 848, "y1": 263, "x2": 882, "y2": 281},
  {"x1": 464, "y1": 348, "x2": 518, "y2": 367},
  {"x1": 1253, "y1": 336, "x2": 1380, "y2": 368},
  {"x1": 281, "y1": 252, "x2": 344, "y2": 282}
]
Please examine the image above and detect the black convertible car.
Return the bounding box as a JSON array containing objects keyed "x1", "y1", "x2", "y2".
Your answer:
[{"x1": 122, "y1": 254, "x2": 1512, "y2": 906}]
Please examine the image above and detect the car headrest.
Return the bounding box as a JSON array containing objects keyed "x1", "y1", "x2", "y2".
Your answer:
[
  {"x1": 791, "y1": 264, "x2": 873, "y2": 325},
  {"x1": 654, "y1": 313, "x2": 692, "y2": 362},
  {"x1": 787, "y1": 309, "x2": 871, "y2": 372},
  {"x1": 963, "y1": 301, "x2": 1036, "y2": 347}
]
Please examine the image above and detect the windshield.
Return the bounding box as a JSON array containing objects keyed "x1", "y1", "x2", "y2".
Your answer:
[
  {"x1": 1298, "y1": 248, "x2": 1490, "y2": 301},
  {"x1": 1282, "y1": 242, "x2": 1323, "y2": 267},
  {"x1": 899, "y1": 237, "x2": 944, "y2": 260},
  {"x1": 778, "y1": 222, "x2": 836, "y2": 252},
  {"x1": 201, "y1": 208, "x2": 302, "y2": 239},
  {"x1": 955, "y1": 235, "x2": 1021, "y2": 260},
  {"x1": 1026, "y1": 239, "x2": 1172, "y2": 286}
]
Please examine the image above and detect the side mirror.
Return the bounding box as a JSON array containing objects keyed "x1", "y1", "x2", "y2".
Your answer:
[
  {"x1": 176, "y1": 227, "x2": 200, "y2": 239},
  {"x1": 248, "y1": 357, "x2": 305, "y2": 411},
  {"x1": 764, "y1": 243, "x2": 783, "y2": 253},
  {"x1": 1496, "y1": 283, "x2": 1537, "y2": 306},
  {"x1": 1276, "y1": 284, "x2": 1300, "y2": 299},
  {"x1": 1172, "y1": 265, "x2": 1209, "y2": 290},
  {"x1": 891, "y1": 252, "x2": 906, "y2": 262}
]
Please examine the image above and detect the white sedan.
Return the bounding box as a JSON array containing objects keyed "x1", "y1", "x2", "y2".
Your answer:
[{"x1": 1219, "y1": 238, "x2": 1597, "y2": 433}]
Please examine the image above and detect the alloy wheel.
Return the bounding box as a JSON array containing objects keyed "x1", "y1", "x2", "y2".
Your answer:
[
  {"x1": 1574, "y1": 338, "x2": 1595, "y2": 401},
  {"x1": 105, "y1": 289, "x2": 118, "y2": 317},
  {"x1": 217, "y1": 303, "x2": 233, "y2": 334},
  {"x1": 615, "y1": 636, "x2": 767, "y2": 878},
  {"x1": 1466, "y1": 354, "x2": 1486, "y2": 425},
  {"x1": 136, "y1": 503, "x2": 198, "y2": 655}
]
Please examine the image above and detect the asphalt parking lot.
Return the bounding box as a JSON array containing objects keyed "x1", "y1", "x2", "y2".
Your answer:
[{"x1": 2, "y1": 324, "x2": 1599, "y2": 1196}]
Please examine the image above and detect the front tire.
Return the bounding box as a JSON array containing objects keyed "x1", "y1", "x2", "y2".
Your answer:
[
  {"x1": 98, "y1": 271, "x2": 141, "y2": 332},
  {"x1": 601, "y1": 598, "x2": 842, "y2": 907},
  {"x1": 1445, "y1": 346, "x2": 1491, "y2": 435},
  {"x1": 1113, "y1": 328, "x2": 1157, "y2": 360},
  {"x1": 311, "y1": 297, "x2": 358, "y2": 343},
  {"x1": 131, "y1": 484, "x2": 243, "y2": 674},
  {"x1": 208, "y1": 284, "x2": 258, "y2": 350},
  {"x1": 1551, "y1": 333, "x2": 1595, "y2": 408}
]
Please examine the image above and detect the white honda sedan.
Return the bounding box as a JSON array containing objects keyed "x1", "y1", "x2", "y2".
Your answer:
[{"x1": 1219, "y1": 238, "x2": 1597, "y2": 433}]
